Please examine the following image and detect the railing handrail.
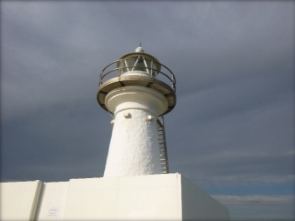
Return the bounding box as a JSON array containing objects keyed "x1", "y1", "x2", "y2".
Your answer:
[{"x1": 99, "y1": 58, "x2": 176, "y2": 92}]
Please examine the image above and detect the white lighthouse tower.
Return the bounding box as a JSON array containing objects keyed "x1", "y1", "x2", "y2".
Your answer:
[{"x1": 97, "y1": 46, "x2": 176, "y2": 177}]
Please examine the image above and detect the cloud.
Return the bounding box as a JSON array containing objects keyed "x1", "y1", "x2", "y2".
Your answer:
[
  {"x1": 213, "y1": 194, "x2": 294, "y2": 205},
  {"x1": 212, "y1": 195, "x2": 295, "y2": 220}
]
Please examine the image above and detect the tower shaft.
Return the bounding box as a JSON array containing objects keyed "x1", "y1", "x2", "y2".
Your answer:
[{"x1": 104, "y1": 86, "x2": 167, "y2": 177}]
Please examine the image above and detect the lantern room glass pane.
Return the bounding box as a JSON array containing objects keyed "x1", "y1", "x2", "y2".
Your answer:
[{"x1": 132, "y1": 56, "x2": 146, "y2": 72}]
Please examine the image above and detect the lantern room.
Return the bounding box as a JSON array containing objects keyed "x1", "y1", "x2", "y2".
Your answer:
[{"x1": 116, "y1": 47, "x2": 161, "y2": 77}]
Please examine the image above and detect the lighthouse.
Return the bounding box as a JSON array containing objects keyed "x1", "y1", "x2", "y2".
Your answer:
[{"x1": 97, "y1": 46, "x2": 176, "y2": 177}]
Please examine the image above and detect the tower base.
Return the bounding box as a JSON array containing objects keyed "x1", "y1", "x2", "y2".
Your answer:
[{"x1": 0, "y1": 174, "x2": 229, "y2": 221}]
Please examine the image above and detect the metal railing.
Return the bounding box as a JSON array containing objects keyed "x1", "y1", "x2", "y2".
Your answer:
[{"x1": 99, "y1": 58, "x2": 176, "y2": 91}]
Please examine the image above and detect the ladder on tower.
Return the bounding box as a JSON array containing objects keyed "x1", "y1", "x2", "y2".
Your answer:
[{"x1": 157, "y1": 117, "x2": 169, "y2": 174}]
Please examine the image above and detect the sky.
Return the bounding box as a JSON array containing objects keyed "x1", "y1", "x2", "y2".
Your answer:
[{"x1": 1, "y1": 1, "x2": 294, "y2": 220}]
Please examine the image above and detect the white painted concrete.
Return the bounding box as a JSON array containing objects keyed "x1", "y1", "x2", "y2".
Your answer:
[
  {"x1": 35, "y1": 182, "x2": 69, "y2": 221},
  {"x1": 64, "y1": 177, "x2": 120, "y2": 220},
  {"x1": 0, "y1": 180, "x2": 42, "y2": 221},
  {"x1": 0, "y1": 174, "x2": 229, "y2": 220},
  {"x1": 62, "y1": 174, "x2": 198, "y2": 220},
  {"x1": 104, "y1": 86, "x2": 168, "y2": 177},
  {"x1": 60, "y1": 174, "x2": 229, "y2": 220},
  {"x1": 114, "y1": 174, "x2": 181, "y2": 220}
]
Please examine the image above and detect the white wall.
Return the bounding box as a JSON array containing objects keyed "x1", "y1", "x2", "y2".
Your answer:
[
  {"x1": 64, "y1": 175, "x2": 181, "y2": 220},
  {"x1": 35, "y1": 182, "x2": 69, "y2": 221},
  {"x1": 0, "y1": 180, "x2": 42, "y2": 221},
  {"x1": 0, "y1": 174, "x2": 229, "y2": 221}
]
